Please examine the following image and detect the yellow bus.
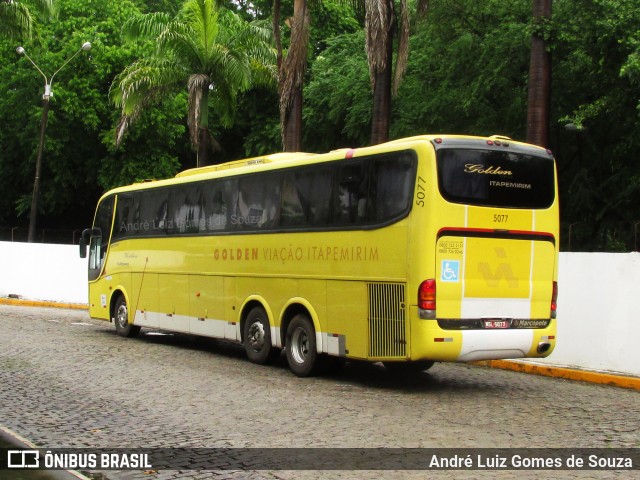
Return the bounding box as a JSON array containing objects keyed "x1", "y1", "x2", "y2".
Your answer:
[{"x1": 80, "y1": 134, "x2": 559, "y2": 377}]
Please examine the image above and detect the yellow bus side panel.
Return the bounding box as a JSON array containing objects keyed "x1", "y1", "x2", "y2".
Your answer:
[
  {"x1": 326, "y1": 281, "x2": 368, "y2": 359},
  {"x1": 410, "y1": 312, "x2": 463, "y2": 361},
  {"x1": 157, "y1": 274, "x2": 189, "y2": 332},
  {"x1": 530, "y1": 241, "x2": 557, "y2": 318},
  {"x1": 189, "y1": 275, "x2": 225, "y2": 320}
]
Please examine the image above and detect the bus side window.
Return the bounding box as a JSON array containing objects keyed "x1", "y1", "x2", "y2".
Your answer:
[
  {"x1": 88, "y1": 233, "x2": 102, "y2": 271},
  {"x1": 205, "y1": 184, "x2": 229, "y2": 232},
  {"x1": 334, "y1": 161, "x2": 369, "y2": 224},
  {"x1": 305, "y1": 170, "x2": 331, "y2": 225},
  {"x1": 370, "y1": 154, "x2": 415, "y2": 221},
  {"x1": 281, "y1": 169, "x2": 331, "y2": 227},
  {"x1": 236, "y1": 174, "x2": 281, "y2": 229},
  {"x1": 88, "y1": 196, "x2": 113, "y2": 280},
  {"x1": 113, "y1": 194, "x2": 132, "y2": 241},
  {"x1": 281, "y1": 174, "x2": 306, "y2": 226}
]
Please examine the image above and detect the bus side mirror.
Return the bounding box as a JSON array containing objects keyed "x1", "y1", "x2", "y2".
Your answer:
[{"x1": 79, "y1": 228, "x2": 101, "y2": 258}]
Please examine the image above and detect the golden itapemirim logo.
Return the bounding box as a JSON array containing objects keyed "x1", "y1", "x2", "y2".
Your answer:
[{"x1": 464, "y1": 164, "x2": 513, "y2": 176}]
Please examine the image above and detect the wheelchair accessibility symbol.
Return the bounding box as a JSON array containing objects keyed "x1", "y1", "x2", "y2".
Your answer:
[{"x1": 441, "y1": 260, "x2": 460, "y2": 282}]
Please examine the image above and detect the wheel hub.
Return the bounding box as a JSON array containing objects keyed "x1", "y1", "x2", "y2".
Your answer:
[
  {"x1": 116, "y1": 305, "x2": 128, "y2": 329},
  {"x1": 248, "y1": 322, "x2": 265, "y2": 351},
  {"x1": 291, "y1": 328, "x2": 309, "y2": 364}
]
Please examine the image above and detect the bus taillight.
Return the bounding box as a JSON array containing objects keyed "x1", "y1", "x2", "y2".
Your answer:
[
  {"x1": 551, "y1": 281, "x2": 558, "y2": 319},
  {"x1": 418, "y1": 279, "x2": 436, "y2": 319}
]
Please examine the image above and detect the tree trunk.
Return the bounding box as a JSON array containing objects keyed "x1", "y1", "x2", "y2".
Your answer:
[
  {"x1": 371, "y1": 64, "x2": 392, "y2": 145},
  {"x1": 526, "y1": 0, "x2": 552, "y2": 148},
  {"x1": 197, "y1": 127, "x2": 209, "y2": 167},
  {"x1": 28, "y1": 95, "x2": 51, "y2": 243},
  {"x1": 283, "y1": 87, "x2": 303, "y2": 152},
  {"x1": 370, "y1": 10, "x2": 394, "y2": 146},
  {"x1": 279, "y1": 0, "x2": 308, "y2": 152},
  {"x1": 197, "y1": 86, "x2": 210, "y2": 167}
]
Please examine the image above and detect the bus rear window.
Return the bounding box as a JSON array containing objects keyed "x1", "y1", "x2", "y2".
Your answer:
[{"x1": 436, "y1": 148, "x2": 555, "y2": 209}]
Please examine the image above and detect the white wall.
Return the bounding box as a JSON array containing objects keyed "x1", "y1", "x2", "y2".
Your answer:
[
  {"x1": 535, "y1": 252, "x2": 640, "y2": 377},
  {"x1": 0, "y1": 241, "x2": 638, "y2": 377},
  {"x1": 0, "y1": 241, "x2": 87, "y2": 304}
]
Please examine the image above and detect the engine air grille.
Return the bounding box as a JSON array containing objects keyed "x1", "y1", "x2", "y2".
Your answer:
[{"x1": 368, "y1": 282, "x2": 406, "y2": 358}]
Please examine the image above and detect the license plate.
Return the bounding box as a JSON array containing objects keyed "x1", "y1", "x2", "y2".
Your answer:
[{"x1": 483, "y1": 319, "x2": 510, "y2": 329}]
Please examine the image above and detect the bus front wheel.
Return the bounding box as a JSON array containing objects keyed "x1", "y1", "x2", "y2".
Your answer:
[
  {"x1": 285, "y1": 314, "x2": 319, "y2": 377},
  {"x1": 243, "y1": 306, "x2": 279, "y2": 364},
  {"x1": 113, "y1": 295, "x2": 141, "y2": 338}
]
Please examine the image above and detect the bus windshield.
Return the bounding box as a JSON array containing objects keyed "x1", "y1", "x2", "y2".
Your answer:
[{"x1": 436, "y1": 148, "x2": 555, "y2": 209}]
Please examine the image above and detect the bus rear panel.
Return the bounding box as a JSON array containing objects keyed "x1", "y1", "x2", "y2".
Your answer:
[{"x1": 410, "y1": 136, "x2": 558, "y2": 363}]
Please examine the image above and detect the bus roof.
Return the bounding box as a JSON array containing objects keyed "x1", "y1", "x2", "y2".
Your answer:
[
  {"x1": 102, "y1": 133, "x2": 551, "y2": 200},
  {"x1": 175, "y1": 152, "x2": 316, "y2": 178}
]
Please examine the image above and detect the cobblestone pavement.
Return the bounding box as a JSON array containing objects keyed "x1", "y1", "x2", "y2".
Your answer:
[{"x1": 0, "y1": 304, "x2": 638, "y2": 480}]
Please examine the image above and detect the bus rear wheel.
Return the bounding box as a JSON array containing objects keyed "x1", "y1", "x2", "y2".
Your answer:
[
  {"x1": 243, "y1": 306, "x2": 279, "y2": 364},
  {"x1": 285, "y1": 314, "x2": 319, "y2": 377},
  {"x1": 113, "y1": 295, "x2": 141, "y2": 338}
]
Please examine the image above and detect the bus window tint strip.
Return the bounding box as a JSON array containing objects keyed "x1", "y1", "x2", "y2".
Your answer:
[{"x1": 112, "y1": 150, "x2": 417, "y2": 240}]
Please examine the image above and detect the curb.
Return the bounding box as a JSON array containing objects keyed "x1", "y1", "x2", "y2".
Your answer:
[
  {"x1": 0, "y1": 425, "x2": 93, "y2": 480},
  {"x1": 474, "y1": 360, "x2": 640, "y2": 391},
  {"x1": 0, "y1": 297, "x2": 87, "y2": 310},
  {"x1": 2, "y1": 297, "x2": 639, "y2": 390}
]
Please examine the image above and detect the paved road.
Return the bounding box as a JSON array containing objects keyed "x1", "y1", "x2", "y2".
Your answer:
[{"x1": 0, "y1": 304, "x2": 638, "y2": 480}]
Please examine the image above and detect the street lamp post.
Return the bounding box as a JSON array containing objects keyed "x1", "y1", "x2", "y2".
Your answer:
[{"x1": 16, "y1": 42, "x2": 92, "y2": 243}]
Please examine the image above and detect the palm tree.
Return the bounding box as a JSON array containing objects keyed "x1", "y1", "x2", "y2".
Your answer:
[
  {"x1": 0, "y1": 0, "x2": 54, "y2": 39},
  {"x1": 526, "y1": 0, "x2": 552, "y2": 147},
  {"x1": 273, "y1": 0, "x2": 310, "y2": 152},
  {"x1": 364, "y1": 0, "x2": 409, "y2": 145},
  {"x1": 112, "y1": 0, "x2": 276, "y2": 166}
]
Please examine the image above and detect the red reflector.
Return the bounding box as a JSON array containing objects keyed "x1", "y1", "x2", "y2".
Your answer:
[
  {"x1": 434, "y1": 138, "x2": 443, "y2": 144},
  {"x1": 551, "y1": 281, "x2": 558, "y2": 312},
  {"x1": 487, "y1": 140, "x2": 494, "y2": 146},
  {"x1": 434, "y1": 338, "x2": 445, "y2": 343},
  {"x1": 418, "y1": 279, "x2": 436, "y2": 311}
]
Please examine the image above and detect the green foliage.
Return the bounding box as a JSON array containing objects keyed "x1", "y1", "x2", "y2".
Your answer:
[
  {"x1": 1, "y1": 0, "x2": 639, "y2": 251},
  {"x1": 552, "y1": 0, "x2": 640, "y2": 251},
  {"x1": 0, "y1": 0, "x2": 188, "y2": 229},
  {"x1": 392, "y1": 0, "x2": 531, "y2": 140},
  {"x1": 112, "y1": 0, "x2": 277, "y2": 165},
  {"x1": 0, "y1": 0, "x2": 55, "y2": 40},
  {"x1": 303, "y1": 32, "x2": 371, "y2": 150},
  {"x1": 99, "y1": 93, "x2": 187, "y2": 190},
  {"x1": 309, "y1": 0, "x2": 359, "y2": 56},
  {"x1": 230, "y1": 87, "x2": 280, "y2": 158}
]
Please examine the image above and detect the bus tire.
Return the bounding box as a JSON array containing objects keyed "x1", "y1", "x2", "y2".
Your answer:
[
  {"x1": 285, "y1": 313, "x2": 318, "y2": 377},
  {"x1": 243, "y1": 306, "x2": 278, "y2": 365},
  {"x1": 113, "y1": 295, "x2": 141, "y2": 338},
  {"x1": 383, "y1": 360, "x2": 434, "y2": 374}
]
